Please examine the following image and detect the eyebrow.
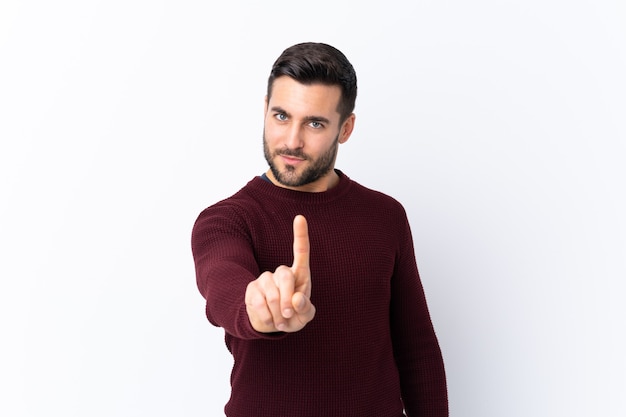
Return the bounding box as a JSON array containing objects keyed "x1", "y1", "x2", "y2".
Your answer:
[{"x1": 270, "y1": 106, "x2": 332, "y2": 125}]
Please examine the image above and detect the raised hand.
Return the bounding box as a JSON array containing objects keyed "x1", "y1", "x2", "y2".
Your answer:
[{"x1": 245, "y1": 215, "x2": 315, "y2": 333}]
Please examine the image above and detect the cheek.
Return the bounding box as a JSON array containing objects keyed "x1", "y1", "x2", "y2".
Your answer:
[
  {"x1": 313, "y1": 134, "x2": 338, "y2": 151},
  {"x1": 263, "y1": 121, "x2": 281, "y2": 142},
  {"x1": 263, "y1": 124, "x2": 275, "y2": 144}
]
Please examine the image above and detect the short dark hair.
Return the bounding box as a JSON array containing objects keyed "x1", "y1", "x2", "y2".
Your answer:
[{"x1": 267, "y1": 42, "x2": 357, "y2": 123}]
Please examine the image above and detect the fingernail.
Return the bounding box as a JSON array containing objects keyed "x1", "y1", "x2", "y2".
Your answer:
[
  {"x1": 283, "y1": 308, "x2": 293, "y2": 318},
  {"x1": 276, "y1": 323, "x2": 285, "y2": 331}
]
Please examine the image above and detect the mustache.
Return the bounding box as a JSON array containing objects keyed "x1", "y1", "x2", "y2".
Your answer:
[{"x1": 275, "y1": 148, "x2": 308, "y2": 160}]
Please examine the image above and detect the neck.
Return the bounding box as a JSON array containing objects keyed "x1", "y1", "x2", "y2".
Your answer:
[{"x1": 265, "y1": 169, "x2": 340, "y2": 193}]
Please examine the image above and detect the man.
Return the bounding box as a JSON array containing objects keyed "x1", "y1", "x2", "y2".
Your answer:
[{"x1": 191, "y1": 42, "x2": 448, "y2": 416}]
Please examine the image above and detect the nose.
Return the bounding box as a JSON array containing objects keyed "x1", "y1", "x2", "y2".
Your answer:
[{"x1": 284, "y1": 124, "x2": 304, "y2": 150}]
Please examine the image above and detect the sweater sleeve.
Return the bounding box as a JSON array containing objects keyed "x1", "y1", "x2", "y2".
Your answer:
[
  {"x1": 191, "y1": 204, "x2": 282, "y2": 340},
  {"x1": 390, "y1": 210, "x2": 449, "y2": 417}
]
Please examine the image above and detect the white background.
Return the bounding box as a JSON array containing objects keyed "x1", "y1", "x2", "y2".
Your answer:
[{"x1": 1, "y1": 1, "x2": 625, "y2": 416}]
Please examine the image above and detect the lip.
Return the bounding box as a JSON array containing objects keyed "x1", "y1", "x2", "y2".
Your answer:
[{"x1": 279, "y1": 155, "x2": 305, "y2": 165}]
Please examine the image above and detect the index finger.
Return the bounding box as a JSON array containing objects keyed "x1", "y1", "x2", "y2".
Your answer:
[{"x1": 291, "y1": 215, "x2": 309, "y2": 273}]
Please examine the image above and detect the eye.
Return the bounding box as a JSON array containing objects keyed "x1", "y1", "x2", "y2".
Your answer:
[
  {"x1": 274, "y1": 113, "x2": 288, "y2": 122},
  {"x1": 309, "y1": 121, "x2": 324, "y2": 129}
]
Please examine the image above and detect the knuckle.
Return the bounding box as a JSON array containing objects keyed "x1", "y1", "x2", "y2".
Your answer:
[
  {"x1": 244, "y1": 284, "x2": 256, "y2": 303},
  {"x1": 274, "y1": 265, "x2": 291, "y2": 276},
  {"x1": 246, "y1": 293, "x2": 265, "y2": 310},
  {"x1": 265, "y1": 290, "x2": 279, "y2": 305},
  {"x1": 258, "y1": 271, "x2": 273, "y2": 284},
  {"x1": 275, "y1": 267, "x2": 295, "y2": 285}
]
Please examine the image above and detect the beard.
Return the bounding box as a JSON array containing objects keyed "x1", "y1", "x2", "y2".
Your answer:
[{"x1": 263, "y1": 133, "x2": 339, "y2": 187}]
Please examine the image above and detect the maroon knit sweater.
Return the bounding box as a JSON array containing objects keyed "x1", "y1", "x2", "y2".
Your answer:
[{"x1": 191, "y1": 171, "x2": 448, "y2": 417}]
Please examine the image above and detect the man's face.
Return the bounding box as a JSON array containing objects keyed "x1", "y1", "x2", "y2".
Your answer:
[{"x1": 263, "y1": 76, "x2": 354, "y2": 192}]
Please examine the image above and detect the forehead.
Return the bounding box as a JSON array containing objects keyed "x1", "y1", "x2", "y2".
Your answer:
[{"x1": 268, "y1": 76, "x2": 342, "y2": 120}]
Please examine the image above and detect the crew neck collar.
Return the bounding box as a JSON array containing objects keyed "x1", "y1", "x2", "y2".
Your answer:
[{"x1": 250, "y1": 169, "x2": 352, "y2": 204}]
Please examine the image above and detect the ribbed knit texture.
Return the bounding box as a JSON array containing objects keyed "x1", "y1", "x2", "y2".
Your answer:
[{"x1": 191, "y1": 171, "x2": 448, "y2": 417}]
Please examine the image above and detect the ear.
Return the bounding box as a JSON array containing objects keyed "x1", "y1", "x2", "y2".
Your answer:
[{"x1": 338, "y1": 113, "x2": 356, "y2": 144}]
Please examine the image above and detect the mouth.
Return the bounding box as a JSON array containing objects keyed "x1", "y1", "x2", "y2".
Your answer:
[{"x1": 278, "y1": 154, "x2": 305, "y2": 165}]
